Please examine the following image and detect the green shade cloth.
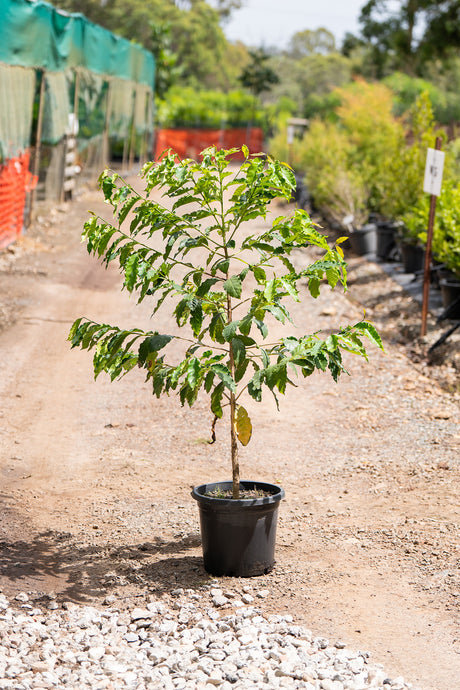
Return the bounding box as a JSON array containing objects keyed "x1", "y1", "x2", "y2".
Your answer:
[
  {"x1": 0, "y1": 63, "x2": 35, "y2": 158},
  {"x1": 0, "y1": 0, "x2": 155, "y2": 88}
]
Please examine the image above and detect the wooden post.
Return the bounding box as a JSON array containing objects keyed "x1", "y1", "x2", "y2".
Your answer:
[
  {"x1": 27, "y1": 69, "x2": 46, "y2": 226},
  {"x1": 73, "y1": 69, "x2": 80, "y2": 121},
  {"x1": 421, "y1": 136, "x2": 443, "y2": 337}
]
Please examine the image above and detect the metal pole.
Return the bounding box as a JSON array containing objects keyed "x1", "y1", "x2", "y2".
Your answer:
[
  {"x1": 27, "y1": 69, "x2": 46, "y2": 226},
  {"x1": 421, "y1": 136, "x2": 442, "y2": 337}
]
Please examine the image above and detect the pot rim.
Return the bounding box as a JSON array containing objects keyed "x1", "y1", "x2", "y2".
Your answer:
[{"x1": 192, "y1": 480, "x2": 285, "y2": 508}]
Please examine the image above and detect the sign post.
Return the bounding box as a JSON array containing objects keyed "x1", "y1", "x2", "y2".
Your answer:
[{"x1": 421, "y1": 137, "x2": 444, "y2": 336}]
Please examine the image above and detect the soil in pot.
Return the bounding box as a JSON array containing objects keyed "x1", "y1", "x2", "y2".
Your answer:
[{"x1": 192, "y1": 480, "x2": 284, "y2": 578}]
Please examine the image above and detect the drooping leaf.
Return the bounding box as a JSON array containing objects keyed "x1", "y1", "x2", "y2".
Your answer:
[
  {"x1": 235, "y1": 405, "x2": 252, "y2": 446},
  {"x1": 138, "y1": 334, "x2": 173, "y2": 364},
  {"x1": 210, "y1": 382, "x2": 225, "y2": 418}
]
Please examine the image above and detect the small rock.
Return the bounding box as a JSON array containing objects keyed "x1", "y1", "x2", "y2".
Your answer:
[
  {"x1": 15, "y1": 592, "x2": 29, "y2": 602},
  {"x1": 212, "y1": 595, "x2": 229, "y2": 607},
  {"x1": 124, "y1": 632, "x2": 139, "y2": 643},
  {"x1": 256, "y1": 589, "x2": 270, "y2": 599}
]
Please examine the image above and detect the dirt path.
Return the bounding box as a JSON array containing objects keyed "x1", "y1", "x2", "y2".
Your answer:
[{"x1": 0, "y1": 181, "x2": 459, "y2": 690}]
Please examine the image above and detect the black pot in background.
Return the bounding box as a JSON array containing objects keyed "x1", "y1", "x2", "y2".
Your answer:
[
  {"x1": 192, "y1": 480, "x2": 284, "y2": 577},
  {"x1": 376, "y1": 221, "x2": 399, "y2": 261},
  {"x1": 439, "y1": 277, "x2": 460, "y2": 319},
  {"x1": 349, "y1": 223, "x2": 377, "y2": 256},
  {"x1": 398, "y1": 241, "x2": 425, "y2": 274}
]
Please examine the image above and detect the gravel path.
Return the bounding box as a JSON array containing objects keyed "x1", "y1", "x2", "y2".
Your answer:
[{"x1": 1, "y1": 587, "x2": 417, "y2": 690}]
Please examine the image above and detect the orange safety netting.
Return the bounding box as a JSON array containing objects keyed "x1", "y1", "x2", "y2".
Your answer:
[
  {"x1": 154, "y1": 128, "x2": 264, "y2": 161},
  {"x1": 0, "y1": 151, "x2": 37, "y2": 249}
]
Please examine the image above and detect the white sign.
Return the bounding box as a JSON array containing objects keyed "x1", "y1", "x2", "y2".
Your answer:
[{"x1": 423, "y1": 148, "x2": 445, "y2": 196}]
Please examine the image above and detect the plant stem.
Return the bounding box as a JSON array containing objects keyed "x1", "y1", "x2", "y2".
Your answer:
[
  {"x1": 220, "y1": 160, "x2": 240, "y2": 500},
  {"x1": 227, "y1": 294, "x2": 240, "y2": 500}
]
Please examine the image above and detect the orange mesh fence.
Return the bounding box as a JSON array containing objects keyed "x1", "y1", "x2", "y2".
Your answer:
[
  {"x1": 0, "y1": 151, "x2": 37, "y2": 249},
  {"x1": 154, "y1": 128, "x2": 264, "y2": 161}
]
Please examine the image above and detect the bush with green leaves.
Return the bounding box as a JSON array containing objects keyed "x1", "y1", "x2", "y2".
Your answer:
[
  {"x1": 156, "y1": 87, "x2": 264, "y2": 129},
  {"x1": 68, "y1": 147, "x2": 383, "y2": 499},
  {"x1": 403, "y1": 180, "x2": 460, "y2": 278}
]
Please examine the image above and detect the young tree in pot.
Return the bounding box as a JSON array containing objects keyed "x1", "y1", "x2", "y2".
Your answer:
[{"x1": 68, "y1": 146, "x2": 383, "y2": 576}]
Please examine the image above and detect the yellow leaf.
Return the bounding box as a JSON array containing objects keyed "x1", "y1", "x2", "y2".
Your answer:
[
  {"x1": 336, "y1": 245, "x2": 344, "y2": 259},
  {"x1": 336, "y1": 236, "x2": 349, "y2": 244},
  {"x1": 235, "y1": 405, "x2": 252, "y2": 446}
]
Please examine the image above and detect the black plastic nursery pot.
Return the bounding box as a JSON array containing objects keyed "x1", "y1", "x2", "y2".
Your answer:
[
  {"x1": 439, "y1": 278, "x2": 460, "y2": 319},
  {"x1": 376, "y1": 222, "x2": 398, "y2": 261},
  {"x1": 349, "y1": 224, "x2": 377, "y2": 256},
  {"x1": 398, "y1": 241, "x2": 425, "y2": 274},
  {"x1": 191, "y1": 480, "x2": 285, "y2": 578}
]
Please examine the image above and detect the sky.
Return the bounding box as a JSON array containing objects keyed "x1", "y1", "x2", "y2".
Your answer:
[{"x1": 223, "y1": 0, "x2": 366, "y2": 50}]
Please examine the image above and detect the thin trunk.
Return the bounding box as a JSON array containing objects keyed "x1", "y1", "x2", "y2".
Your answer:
[{"x1": 227, "y1": 292, "x2": 240, "y2": 499}]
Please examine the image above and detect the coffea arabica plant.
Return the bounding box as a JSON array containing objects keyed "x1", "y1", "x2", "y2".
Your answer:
[{"x1": 69, "y1": 147, "x2": 383, "y2": 499}]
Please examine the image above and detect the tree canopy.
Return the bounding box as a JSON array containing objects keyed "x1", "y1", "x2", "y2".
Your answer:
[{"x1": 349, "y1": 0, "x2": 460, "y2": 76}]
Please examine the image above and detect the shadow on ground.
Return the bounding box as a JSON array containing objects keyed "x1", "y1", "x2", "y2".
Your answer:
[{"x1": 0, "y1": 530, "x2": 207, "y2": 605}]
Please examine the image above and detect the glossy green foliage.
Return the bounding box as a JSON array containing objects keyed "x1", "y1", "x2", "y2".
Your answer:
[{"x1": 69, "y1": 146, "x2": 383, "y2": 445}]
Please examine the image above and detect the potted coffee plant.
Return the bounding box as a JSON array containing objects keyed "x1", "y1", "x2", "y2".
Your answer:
[{"x1": 68, "y1": 146, "x2": 383, "y2": 577}]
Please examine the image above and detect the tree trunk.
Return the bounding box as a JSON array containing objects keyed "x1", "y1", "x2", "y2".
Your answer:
[{"x1": 226, "y1": 292, "x2": 240, "y2": 499}]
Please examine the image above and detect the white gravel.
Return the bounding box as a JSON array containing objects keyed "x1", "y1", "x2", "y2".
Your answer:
[{"x1": 0, "y1": 588, "x2": 421, "y2": 690}]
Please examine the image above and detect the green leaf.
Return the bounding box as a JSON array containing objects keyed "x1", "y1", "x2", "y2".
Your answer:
[
  {"x1": 196, "y1": 277, "x2": 219, "y2": 297},
  {"x1": 355, "y1": 321, "x2": 384, "y2": 350},
  {"x1": 235, "y1": 358, "x2": 249, "y2": 383},
  {"x1": 209, "y1": 312, "x2": 225, "y2": 343},
  {"x1": 211, "y1": 382, "x2": 225, "y2": 418},
  {"x1": 248, "y1": 369, "x2": 264, "y2": 402},
  {"x1": 280, "y1": 278, "x2": 299, "y2": 301},
  {"x1": 210, "y1": 363, "x2": 235, "y2": 391},
  {"x1": 223, "y1": 275, "x2": 242, "y2": 299},
  {"x1": 222, "y1": 320, "x2": 240, "y2": 342},
  {"x1": 138, "y1": 334, "x2": 173, "y2": 364},
  {"x1": 252, "y1": 265, "x2": 266, "y2": 284},
  {"x1": 265, "y1": 362, "x2": 287, "y2": 394},
  {"x1": 235, "y1": 406, "x2": 252, "y2": 446},
  {"x1": 68, "y1": 318, "x2": 82, "y2": 342},
  {"x1": 239, "y1": 316, "x2": 252, "y2": 336},
  {"x1": 204, "y1": 370, "x2": 215, "y2": 393},
  {"x1": 265, "y1": 304, "x2": 286, "y2": 323},
  {"x1": 187, "y1": 357, "x2": 200, "y2": 388},
  {"x1": 263, "y1": 279, "x2": 276, "y2": 302},
  {"x1": 325, "y1": 267, "x2": 340, "y2": 289},
  {"x1": 254, "y1": 319, "x2": 268, "y2": 338},
  {"x1": 308, "y1": 277, "x2": 321, "y2": 298},
  {"x1": 118, "y1": 195, "x2": 139, "y2": 224},
  {"x1": 231, "y1": 337, "x2": 246, "y2": 368},
  {"x1": 190, "y1": 302, "x2": 203, "y2": 336}
]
